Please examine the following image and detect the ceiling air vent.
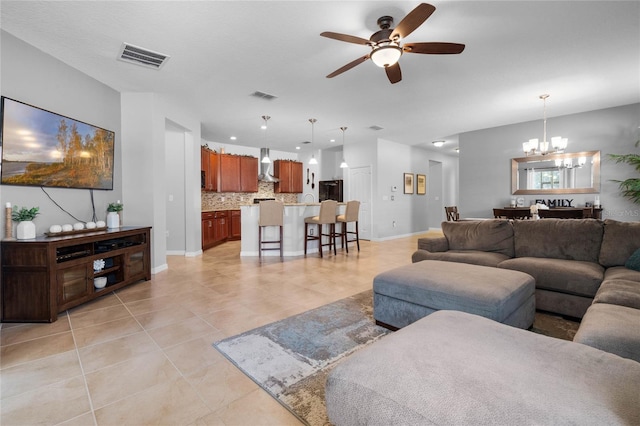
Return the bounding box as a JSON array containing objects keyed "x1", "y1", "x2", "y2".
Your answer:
[
  {"x1": 369, "y1": 125, "x2": 384, "y2": 131},
  {"x1": 250, "y1": 91, "x2": 278, "y2": 101},
  {"x1": 118, "y1": 43, "x2": 170, "y2": 70}
]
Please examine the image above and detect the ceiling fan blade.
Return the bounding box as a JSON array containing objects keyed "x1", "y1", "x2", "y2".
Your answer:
[
  {"x1": 320, "y1": 31, "x2": 371, "y2": 46},
  {"x1": 385, "y1": 63, "x2": 402, "y2": 84},
  {"x1": 391, "y1": 3, "x2": 436, "y2": 40},
  {"x1": 326, "y1": 54, "x2": 370, "y2": 78},
  {"x1": 403, "y1": 42, "x2": 466, "y2": 54}
]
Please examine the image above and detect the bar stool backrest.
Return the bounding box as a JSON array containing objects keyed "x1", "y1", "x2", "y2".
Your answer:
[
  {"x1": 343, "y1": 200, "x2": 360, "y2": 222},
  {"x1": 318, "y1": 200, "x2": 338, "y2": 223},
  {"x1": 258, "y1": 201, "x2": 284, "y2": 226}
]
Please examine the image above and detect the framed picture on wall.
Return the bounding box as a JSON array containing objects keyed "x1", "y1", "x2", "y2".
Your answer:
[
  {"x1": 417, "y1": 174, "x2": 426, "y2": 195},
  {"x1": 404, "y1": 173, "x2": 414, "y2": 194}
]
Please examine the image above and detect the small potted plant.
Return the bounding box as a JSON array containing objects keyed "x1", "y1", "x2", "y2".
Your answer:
[
  {"x1": 12, "y1": 206, "x2": 39, "y2": 240},
  {"x1": 106, "y1": 201, "x2": 123, "y2": 229}
]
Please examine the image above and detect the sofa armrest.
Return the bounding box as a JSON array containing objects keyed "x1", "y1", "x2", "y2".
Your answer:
[
  {"x1": 412, "y1": 249, "x2": 431, "y2": 263},
  {"x1": 417, "y1": 236, "x2": 449, "y2": 252}
]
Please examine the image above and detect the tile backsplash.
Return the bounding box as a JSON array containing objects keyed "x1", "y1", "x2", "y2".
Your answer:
[{"x1": 201, "y1": 181, "x2": 299, "y2": 211}]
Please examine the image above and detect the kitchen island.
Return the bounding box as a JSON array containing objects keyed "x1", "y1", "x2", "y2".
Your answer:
[{"x1": 240, "y1": 203, "x2": 345, "y2": 257}]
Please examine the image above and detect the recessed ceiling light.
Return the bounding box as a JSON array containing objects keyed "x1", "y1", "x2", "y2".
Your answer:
[
  {"x1": 455, "y1": 147, "x2": 460, "y2": 153},
  {"x1": 330, "y1": 139, "x2": 335, "y2": 143},
  {"x1": 432, "y1": 140, "x2": 445, "y2": 147},
  {"x1": 296, "y1": 146, "x2": 301, "y2": 150},
  {"x1": 230, "y1": 136, "x2": 237, "y2": 140}
]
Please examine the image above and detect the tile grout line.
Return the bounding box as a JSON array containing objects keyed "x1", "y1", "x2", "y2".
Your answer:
[{"x1": 66, "y1": 310, "x2": 99, "y2": 426}]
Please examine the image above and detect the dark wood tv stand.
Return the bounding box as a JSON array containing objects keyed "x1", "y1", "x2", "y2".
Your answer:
[{"x1": 1, "y1": 226, "x2": 151, "y2": 322}]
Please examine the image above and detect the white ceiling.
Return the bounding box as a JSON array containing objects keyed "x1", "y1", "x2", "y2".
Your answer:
[{"x1": 1, "y1": 1, "x2": 639, "y2": 156}]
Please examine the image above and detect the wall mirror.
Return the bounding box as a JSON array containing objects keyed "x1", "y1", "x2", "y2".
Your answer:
[{"x1": 511, "y1": 151, "x2": 600, "y2": 195}]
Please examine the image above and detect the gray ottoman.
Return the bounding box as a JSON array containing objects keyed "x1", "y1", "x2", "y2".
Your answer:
[
  {"x1": 374, "y1": 260, "x2": 535, "y2": 329},
  {"x1": 326, "y1": 311, "x2": 640, "y2": 426}
]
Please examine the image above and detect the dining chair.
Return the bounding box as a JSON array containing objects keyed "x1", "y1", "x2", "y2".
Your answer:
[
  {"x1": 304, "y1": 200, "x2": 338, "y2": 257},
  {"x1": 445, "y1": 206, "x2": 460, "y2": 221}
]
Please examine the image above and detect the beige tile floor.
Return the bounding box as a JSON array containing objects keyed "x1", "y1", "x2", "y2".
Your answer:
[{"x1": 1, "y1": 232, "x2": 439, "y2": 425}]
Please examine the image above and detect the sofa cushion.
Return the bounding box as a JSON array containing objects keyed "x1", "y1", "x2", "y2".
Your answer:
[
  {"x1": 512, "y1": 219, "x2": 604, "y2": 262},
  {"x1": 498, "y1": 257, "x2": 604, "y2": 298},
  {"x1": 599, "y1": 219, "x2": 640, "y2": 267},
  {"x1": 326, "y1": 311, "x2": 640, "y2": 426},
  {"x1": 593, "y1": 279, "x2": 640, "y2": 310},
  {"x1": 625, "y1": 248, "x2": 640, "y2": 272},
  {"x1": 442, "y1": 219, "x2": 514, "y2": 257},
  {"x1": 574, "y1": 303, "x2": 640, "y2": 363},
  {"x1": 417, "y1": 236, "x2": 448, "y2": 252},
  {"x1": 604, "y1": 265, "x2": 640, "y2": 282},
  {"x1": 412, "y1": 249, "x2": 510, "y2": 267}
]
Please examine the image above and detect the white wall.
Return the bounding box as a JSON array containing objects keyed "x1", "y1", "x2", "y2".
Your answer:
[
  {"x1": 459, "y1": 103, "x2": 640, "y2": 221},
  {"x1": 165, "y1": 121, "x2": 186, "y2": 254},
  {"x1": 0, "y1": 30, "x2": 122, "y2": 236}
]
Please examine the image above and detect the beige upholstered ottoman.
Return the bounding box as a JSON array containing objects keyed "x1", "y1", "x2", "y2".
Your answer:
[
  {"x1": 373, "y1": 260, "x2": 535, "y2": 329},
  {"x1": 326, "y1": 311, "x2": 640, "y2": 425}
]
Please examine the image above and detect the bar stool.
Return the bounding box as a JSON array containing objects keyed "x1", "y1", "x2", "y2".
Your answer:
[
  {"x1": 336, "y1": 200, "x2": 360, "y2": 253},
  {"x1": 258, "y1": 200, "x2": 284, "y2": 259},
  {"x1": 304, "y1": 200, "x2": 337, "y2": 258}
]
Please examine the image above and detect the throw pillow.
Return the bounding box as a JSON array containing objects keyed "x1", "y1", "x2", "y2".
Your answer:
[{"x1": 625, "y1": 248, "x2": 640, "y2": 272}]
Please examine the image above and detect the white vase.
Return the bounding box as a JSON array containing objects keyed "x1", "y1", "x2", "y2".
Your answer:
[
  {"x1": 16, "y1": 220, "x2": 36, "y2": 240},
  {"x1": 107, "y1": 211, "x2": 120, "y2": 229}
]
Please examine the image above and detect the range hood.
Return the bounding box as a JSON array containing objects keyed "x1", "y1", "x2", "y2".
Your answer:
[{"x1": 258, "y1": 148, "x2": 279, "y2": 183}]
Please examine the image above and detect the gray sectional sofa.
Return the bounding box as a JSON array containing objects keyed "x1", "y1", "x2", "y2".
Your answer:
[{"x1": 412, "y1": 218, "x2": 640, "y2": 362}]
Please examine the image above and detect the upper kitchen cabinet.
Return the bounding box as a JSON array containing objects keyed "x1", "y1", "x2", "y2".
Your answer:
[
  {"x1": 219, "y1": 154, "x2": 258, "y2": 193},
  {"x1": 240, "y1": 156, "x2": 259, "y2": 192},
  {"x1": 274, "y1": 160, "x2": 303, "y2": 193},
  {"x1": 201, "y1": 147, "x2": 218, "y2": 191}
]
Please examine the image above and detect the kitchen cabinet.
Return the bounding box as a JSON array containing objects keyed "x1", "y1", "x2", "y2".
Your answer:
[
  {"x1": 1, "y1": 227, "x2": 151, "y2": 322},
  {"x1": 213, "y1": 211, "x2": 229, "y2": 243},
  {"x1": 274, "y1": 160, "x2": 303, "y2": 193},
  {"x1": 201, "y1": 211, "x2": 217, "y2": 249},
  {"x1": 240, "y1": 156, "x2": 259, "y2": 192},
  {"x1": 228, "y1": 210, "x2": 241, "y2": 241},
  {"x1": 219, "y1": 154, "x2": 241, "y2": 192},
  {"x1": 201, "y1": 147, "x2": 218, "y2": 191},
  {"x1": 219, "y1": 154, "x2": 258, "y2": 193}
]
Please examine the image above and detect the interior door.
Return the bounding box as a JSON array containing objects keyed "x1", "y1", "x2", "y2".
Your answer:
[{"x1": 349, "y1": 166, "x2": 372, "y2": 240}]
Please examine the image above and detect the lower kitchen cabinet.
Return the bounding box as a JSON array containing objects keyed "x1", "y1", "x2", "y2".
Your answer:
[{"x1": 202, "y1": 210, "x2": 240, "y2": 249}]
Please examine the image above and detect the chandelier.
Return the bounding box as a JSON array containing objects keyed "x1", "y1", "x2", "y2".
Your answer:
[{"x1": 522, "y1": 94, "x2": 568, "y2": 156}]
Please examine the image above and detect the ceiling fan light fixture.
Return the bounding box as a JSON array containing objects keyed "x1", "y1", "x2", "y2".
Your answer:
[{"x1": 370, "y1": 44, "x2": 402, "y2": 68}]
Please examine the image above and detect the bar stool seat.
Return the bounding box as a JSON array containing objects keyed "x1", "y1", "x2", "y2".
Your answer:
[
  {"x1": 258, "y1": 200, "x2": 284, "y2": 259},
  {"x1": 304, "y1": 200, "x2": 338, "y2": 258},
  {"x1": 336, "y1": 200, "x2": 360, "y2": 253}
]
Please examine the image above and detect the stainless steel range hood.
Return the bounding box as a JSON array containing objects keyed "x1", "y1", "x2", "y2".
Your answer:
[{"x1": 258, "y1": 148, "x2": 279, "y2": 183}]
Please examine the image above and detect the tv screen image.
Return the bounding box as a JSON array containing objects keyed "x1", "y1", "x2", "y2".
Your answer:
[{"x1": 0, "y1": 97, "x2": 115, "y2": 190}]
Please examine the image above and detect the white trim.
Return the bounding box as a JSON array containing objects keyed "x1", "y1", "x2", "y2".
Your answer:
[{"x1": 152, "y1": 263, "x2": 169, "y2": 274}]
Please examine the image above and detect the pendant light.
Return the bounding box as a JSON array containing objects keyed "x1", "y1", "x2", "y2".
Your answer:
[
  {"x1": 308, "y1": 118, "x2": 318, "y2": 165},
  {"x1": 339, "y1": 126, "x2": 349, "y2": 168},
  {"x1": 522, "y1": 94, "x2": 568, "y2": 156},
  {"x1": 261, "y1": 115, "x2": 271, "y2": 163}
]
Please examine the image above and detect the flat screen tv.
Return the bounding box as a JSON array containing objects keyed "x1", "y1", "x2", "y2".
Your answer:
[{"x1": 0, "y1": 96, "x2": 115, "y2": 190}]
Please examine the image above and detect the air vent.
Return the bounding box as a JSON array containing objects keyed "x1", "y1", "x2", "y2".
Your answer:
[
  {"x1": 250, "y1": 91, "x2": 278, "y2": 101},
  {"x1": 369, "y1": 125, "x2": 384, "y2": 131},
  {"x1": 118, "y1": 43, "x2": 170, "y2": 69},
  {"x1": 301, "y1": 141, "x2": 311, "y2": 145}
]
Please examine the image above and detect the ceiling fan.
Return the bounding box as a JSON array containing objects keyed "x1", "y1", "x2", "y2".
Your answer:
[{"x1": 320, "y1": 3, "x2": 465, "y2": 84}]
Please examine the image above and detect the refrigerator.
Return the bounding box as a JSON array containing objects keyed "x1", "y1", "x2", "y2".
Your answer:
[{"x1": 318, "y1": 179, "x2": 343, "y2": 202}]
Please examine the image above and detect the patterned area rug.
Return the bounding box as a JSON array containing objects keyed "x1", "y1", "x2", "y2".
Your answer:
[
  {"x1": 213, "y1": 290, "x2": 580, "y2": 426},
  {"x1": 213, "y1": 290, "x2": 390, "y2": 426}
]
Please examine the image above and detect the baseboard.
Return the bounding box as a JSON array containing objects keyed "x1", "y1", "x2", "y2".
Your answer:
[
  {"x1": 151, "y1": 263, "x2": 168, "y2": 274},
  {"x1": 166, "y1": 250, "x2": 185, "y2": 256},
  {"x1": 372, "y1": 230, "x2": 431, "y2": 242}
]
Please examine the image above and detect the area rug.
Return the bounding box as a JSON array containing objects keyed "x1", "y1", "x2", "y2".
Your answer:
[
  {"x1": 213, "y1": 290, "x2": 390, "y2": 425},
  {"x1": 213, "y1": 290, "x2": 580, "y2": 426}
]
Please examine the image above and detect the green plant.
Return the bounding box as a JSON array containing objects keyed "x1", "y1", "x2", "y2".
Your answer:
[
  {"x1": 609, "y1": 140, "x2": 640, "y2": 205},
  {"x1": 11, "y1": 206, "x2": 40, "y2": 222},
  {"x1": 107, "y1": 202, "x2": 123, "y2": 212}
]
